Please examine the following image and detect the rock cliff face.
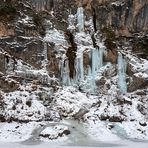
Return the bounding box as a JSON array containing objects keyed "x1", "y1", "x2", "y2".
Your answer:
[
  {"x1": 78, "y1": 0, "x2": 148, "y2": 36},
  {"x1": 29, "y1": 0, "x2": 148, "y2": 58},
  {"x1": 0, "y1": 1, "x2": 148, "y2": 141},
  {"x1": 0, "y1": 0, "x2": 147, "y2": 92},
  {"x1": 29, "y1": 0, "x2": 148, "y2": 36}
]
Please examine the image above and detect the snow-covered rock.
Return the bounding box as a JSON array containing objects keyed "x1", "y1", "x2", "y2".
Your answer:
[
  {"x1": 52, "y1": 86, "x2": 92, "y2": 118},
  {"x1": 40, "y1": 125, "x2": 70, "y2": 140}
]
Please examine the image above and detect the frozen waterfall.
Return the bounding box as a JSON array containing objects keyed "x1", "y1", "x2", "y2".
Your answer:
[
  {"x1": 86, "y1": 45, "x2": 105, "y2": 92},
  {"x1": 61, "y1": 45, "x2": 105, "y2": 93},
  {"x1": 75, "y1": 48, "x2": 84, "y2": 82},
  {"x1": 77, "y1": 7, "x2": 84, "y2": 32},
  {"x1": 61, "y1": 55, "x2": 71, "y2": 86},
  {"x1": 118, "y1": 52, "x2": 127, "y2": 94},
  {"x1": 60, "y1": 8, "x2": 106, "y2": 93}
]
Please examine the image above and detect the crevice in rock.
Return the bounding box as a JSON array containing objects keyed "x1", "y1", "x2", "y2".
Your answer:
[
  {"x1": 91, "y1": 5, "x2": 97, "y2": 32},
  {"x1": 65, "y1": 30, "x2": 77, "y2": 79}
]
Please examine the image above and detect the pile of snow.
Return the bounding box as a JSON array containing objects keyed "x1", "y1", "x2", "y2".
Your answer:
[
  {"x1": 3, "y1": 86, "x2": 46, "y2": 122},
  {"x1": 83, "y1": 93, "x2": 148, "y2": 140},
  {"x1": 0, "y1": 122, "x2": 39, "y2": 142},
  {"x1": 126, "y1": 53, "x2": 148, "y2": 76},
  {"x1": 115, "y1": 121, "x2": 148, "y2": 140},
  {"x1": 84, "y1": 121, "x2": 120, "y2": 142},
  {"x1": 15, "y1": 69, "x2": 54, "y2": 85},
  {"x1": 52, "y1": 86, "x2": 92, "y2": 118}
]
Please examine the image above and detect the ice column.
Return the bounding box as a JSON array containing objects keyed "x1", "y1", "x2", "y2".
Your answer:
[
  {"x1": 68, "y1": 14, "x2": 76, "y2": 31},
  {"x1": 118, "y1": 52, "x2": 127, "y2": 94},
  {"x1": 61, "y1": 55, "x2": 71, "y2": 86},
  {"x1": 82, "y1": 44, "x2": 104, "y2": 93},
  {"x1": 77, "y1": 7, "x2": 84, "y2": 32},
  {"x1": 98, "y1": 44, "x2": 105, "y2": 68},
  {"x1": 75, "y1": 48, "x2": 84, "y2": 83}
]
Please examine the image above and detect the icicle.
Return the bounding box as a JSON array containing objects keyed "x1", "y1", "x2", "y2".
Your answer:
[
  {"x1": 77, "y1": 7, "x2": 84, "y2": 32},
  {"x1": 68, "y1": 14, "x2": 76, "y2": 31},
  {"x1": 6, "y1": 58, "x2": 14, "y2": 74},
  {"x1": 91, "y1": 46, "x2": 105, "y2": 76},
  {"x1": 61, "y1": 56, "x2": 71, "y2": 86},
  {"x1": 118, "y1": 52, "x2": 127, "y2": 94},
  {"x1": 79, "y1": 51, "x2": 84, "y2": 81},
  {"x1": 41, "y1": 42, "x2": 48, "y2": 71},
  {"x1": 98, "y1": 45, "x2": 105, "y2": 68},
  {"x1": 76, "y1": 49, "x2": 84, "y2": 82}
]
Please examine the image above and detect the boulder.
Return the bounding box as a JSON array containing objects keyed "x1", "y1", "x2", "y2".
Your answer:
[
  {"x1": 39, "y1": 125, "x2": 70, "y2": 140},
  {"x1": 100, "y1": 114, "x2": 124, "y2": 122},
  {"x1": 0, "y1": 114, "x2": 6, "y2": 122},
  {"x1": 95, "y1": 76, "x2": 106, "y2": 87},
  {"x1": 0, "y1": 76, "x2": 19, "y2": 92},
  {"x1": 128, "y1": 74, "x2": 148, "y2": 92},
  {"x1": 137, "y1": 104, "x2": 147, "y2": 115}
]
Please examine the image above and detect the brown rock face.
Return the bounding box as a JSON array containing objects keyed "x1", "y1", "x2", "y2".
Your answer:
[
  {"x1": 65, "y1": 31, "x2": 77, "y2": 79},
  {"x1": 0, "y1": 76, "x2": 19, "y2": 92},
  {"x1": 128, "y1": 74, "x2": 148, "y2": 92},
  {"x1": 31, "y1": 0, "x2": 54, "y2": 12},
  {"x1": 93, "y1": 0, "x2": 148, "y2": 36},
  {"x1": 83, "y1": 49, "x2": 90, "y2": 69},
  {"x1": 80, "y1": 0, "x2": 148, "y2": 37},
  {"x1": 47, "y1": 45, "x2": 60, "y2": 77},
  {"x1": 1, "y1": 38, "x2": 45, "y2": 69},
  {"x1": 95, "y1": 76, "x2": 106, "y2": 86},
  {"x1": 0, "y1": 23, "x2": 15, "y2": 37},
  {"x1": 104, "y1": 49, "x2": 118, "y2": 63},
  {"x1": 30, "y1": 0, "x2": 77, "y2": 30}
]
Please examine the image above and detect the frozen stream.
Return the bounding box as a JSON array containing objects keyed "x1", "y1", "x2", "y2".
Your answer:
[
  {"x1": 21, "y1": 120, "x2": 120, "y2": 147},
  {"x1": 0, "y1": 120, "x2": 148, "y2": 148}
]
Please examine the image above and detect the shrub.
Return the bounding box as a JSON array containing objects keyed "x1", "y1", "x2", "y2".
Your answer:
[
  {"x1": 0, "y1": 3, "x2": 17, "y2": 16},
  {"x1": 101, "y1": 27, "x2": 117, "y2": 50}
]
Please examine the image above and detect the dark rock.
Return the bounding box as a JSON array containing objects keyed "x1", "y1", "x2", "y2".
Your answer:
[
  {"x1": 109, "y1": 116, "x2": 124, "y2": 122},
  {"x1": 73, "y1": 108, "x2": 89, "y2": 120},
  {"x1": 0, "y1": 114, "x2": 6, "y2": 122},
  {"x1": 137, "y1": 104, "x2": 147, "y2": 115},
  {"x1": 126, "y1": 63, "x2": 135, "y2": 76},
  {"x1": 0, "y1": 53, "x2": 6, "y2": 73},
  {"x1": 100, "y1": 114, "x2": 124, "y2": 122},
  {"x1": 12, "y1": 105, "x2": 16, "y2": 110},
  {"x1": 26, "y1": 100, "x2": 32, "y2": 107},
  {"x1": 100, "y1": 114, "x2": 109, "y2": 121},
  {"x1": 139, "y1": 122, "x2": 147, "y2": 127},
  {"x1": 116, "y1": 98, "x2": 132, "y2": 105},
  {"x1": 40, "y1": 134, "x2": 49, "y2": 138},
  {"x1": 104, "y1": 49, "x2": 118, "y2": 64},
  {"x1": 95, "y1": 76, "x2": 106, "y2": 86},
  {"x1": 91, "y1": 100, "x2": 102, "y2": 108},
  {"x1": 0, "y1": 77, "x2": 19, "y2": 92},
  {"x1": 128, "y1": 75, "x2": 148, "y2": 92},
  {"x1": 58, "y1": 129, "x2": 70, "y2": 137},
  {"x1": 135, "y1": 90, "x2": 147, "y2": 95},
  {"x1": 107, "y1": 124, "x2": 114, "y2": 129}
]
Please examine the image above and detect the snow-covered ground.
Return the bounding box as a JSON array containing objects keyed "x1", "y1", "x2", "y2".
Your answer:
[
  {"x1": 0, "y1": 140, "x2": 148, "y2": 148},
  {"x1": 0, "y1": 122, "x2": 39, "y2": 142}
]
